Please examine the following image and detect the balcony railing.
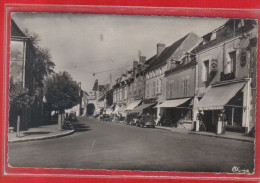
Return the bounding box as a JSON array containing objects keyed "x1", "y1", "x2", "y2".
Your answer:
[{"x1": 220, "y1": 72, "x2": 235, "y2": 81}]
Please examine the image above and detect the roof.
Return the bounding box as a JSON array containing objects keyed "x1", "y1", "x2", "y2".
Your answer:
[
  {"x1": 144, "y1": 55, "x2": 156, "y2": 65},
  {"x1": 194, "y1": 19, "x2": 256, "y2": 53},
  {"x1": 165, "y1": 60, "x2": 197, "y2": 76},
  {"x1": 147, "y1": 33, "x2": 190, "y2": 71},
  {"x1": 11, "y1": 19, "x2": 28, "y2": 38}
]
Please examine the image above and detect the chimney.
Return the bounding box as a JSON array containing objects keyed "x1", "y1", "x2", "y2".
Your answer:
[
  {"x1": 133, "y1": 60, "x2": 138, "y2": 70},
  {"x1": 139, "y1": 56, "x2": 146, "y2": 65},
  {"x1": 157, "y1": 43, "x2": 165, "y2": 57}
]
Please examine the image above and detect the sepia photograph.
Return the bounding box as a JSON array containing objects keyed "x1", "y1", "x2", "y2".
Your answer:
[{"x1": 8, "y1": 12, "x2": 257, "y2": 173}]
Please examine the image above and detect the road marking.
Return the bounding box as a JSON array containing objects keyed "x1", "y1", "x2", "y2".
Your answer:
[{"x1": 91, "y1": 139, "x2": 95, "y2": 148}]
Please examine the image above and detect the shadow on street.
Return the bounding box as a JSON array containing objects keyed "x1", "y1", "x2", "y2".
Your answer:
[
  {"x1": 72, "y1": 122, "x2": 91, "y2": 133},
  {"x1": 23, "y1": 131, "x2": 51, "y2": 136}
]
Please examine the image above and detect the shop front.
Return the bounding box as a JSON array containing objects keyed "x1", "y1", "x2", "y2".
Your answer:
[
  {"x1": 196, "y1": 81, "x2": 249, "y2": 133},
  {"x1": 124, "y1": 100, "x2": 142, "y2": 113},
  {"x1": 156, "y1": 98, "x2": 193, "y2": 127},
  {"x1": 130, "y1": 102, "x2": 156, "y2": 115}
]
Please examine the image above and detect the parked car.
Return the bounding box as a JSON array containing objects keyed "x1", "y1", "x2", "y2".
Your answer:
[
  {"x1": 68, "y1": 112, "x2": 77, "y2": 122},
  {"x1": 130, "y1": 118, "x2": 139, "y2": 126},
  {"x1": 101, "y1": 114, "x2": 111, "y2": 121},
  {"x1": 125, "y1": 113, "x2": 139, "y2": 125},
  {"x1": 136, "y1": 114, "x2": 155, "y2": 128}
]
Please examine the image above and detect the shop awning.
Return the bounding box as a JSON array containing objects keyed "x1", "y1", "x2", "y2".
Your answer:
[
  {"x1": 118, "y1": 105, "x2": 127, "y2": 112},
  {"x1": 112, "y1": 105, "x2": 120, "y2": 114},
  {"x1": 156, "y1": 98, "x2": 191, "y2": 108},
  {"x1": 131, "y1": 103, "x2": 156, "y2": 113},
  {"x1": 195, "y1": 82, "x2": 245, "y2": 110},
  {"x1": 125, "y1": 100, "x2": 142, "y2": 111}
]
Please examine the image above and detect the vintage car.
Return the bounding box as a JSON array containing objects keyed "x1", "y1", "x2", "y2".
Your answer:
[
  {"x1": 100, "y1": 114, "x2": 111, "y2": 121},
  {"x1": 136, "y1": 115, "x2": 155, "y2": 128},
  {"x1": 68, "y1": 112, "x2": 77, "y2": 122},
  {"x1": 125, "y1": 113, "x2": 139, "y2": 125}
]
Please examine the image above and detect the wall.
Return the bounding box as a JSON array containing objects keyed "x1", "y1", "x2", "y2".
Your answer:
[
  {"x1": 196, "y1": 31, "x2": 254, "y2": 97},
  {"x1": 165, "y1": 65, "x2": 196, "y2": 99}
]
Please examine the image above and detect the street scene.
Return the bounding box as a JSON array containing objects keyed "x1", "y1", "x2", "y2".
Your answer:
[
  {"x1": 8, "y1": 13, "x2": 257, "y2": 173},
  {"x1": 9, "y1": 116, "x2": 254, "y2": 172}
]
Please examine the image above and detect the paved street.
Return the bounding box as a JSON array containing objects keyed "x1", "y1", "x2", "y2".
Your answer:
[{"x1": 8, "y1": 116, "x2": 254, "y2": 173}]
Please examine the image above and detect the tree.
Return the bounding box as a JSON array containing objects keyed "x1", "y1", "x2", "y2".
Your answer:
[
  {"x1": 24, "y1": 29, "x2": 55, "y2": 87},
  {"x1": 106, "y1": 89, "x2": 113, "y2": 107},
  {"x1": 92, "y1": 79, "x2": 98, "y2": 91},
  {"x1": 9, "y1": 79, "x2": 35, "y2": 136},
  {"x1": 44, "y1": 71, "x2": 80, "y2": 129}
]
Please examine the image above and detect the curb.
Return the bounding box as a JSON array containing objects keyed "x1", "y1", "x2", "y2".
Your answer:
[
  {"x1": 8, "y1": 130, "x2": 75, "y2": 144},
  {"x1": 189, "y1": 131, "x2": 254, "y2": 143},
  {"x1": 155, "y1": 126, "x2": 254, "y2": 143},
  {"x1": 155, "y1": 126, "x2": 190, "y2": 134}
]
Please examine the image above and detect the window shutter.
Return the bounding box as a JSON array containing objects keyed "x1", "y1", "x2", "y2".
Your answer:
[
  {"x1": 166, "y1": 80, "x2": 169, "y2": 98},
  {"x1": 187, "y1": 76, "x2": 190, "y2": 96}
]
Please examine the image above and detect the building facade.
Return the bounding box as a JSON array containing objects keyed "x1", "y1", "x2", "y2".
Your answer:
[
  {"x1": 194, "y1": 19, "x2": 257, "y2": 134},
  {"x1": 145, "y1": 32, "x2": 201, "y2": 121},
  {"x1": 9, "y1": 19, "x2": 37, "y2": 129}
]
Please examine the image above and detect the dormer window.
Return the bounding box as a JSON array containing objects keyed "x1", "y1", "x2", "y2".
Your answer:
[
  {"x1": 210, "y1": 32, "x2": 216, "y2": 41},
  {"x1": 238, "y1": 20, "x2": 245, "y2": 28}
]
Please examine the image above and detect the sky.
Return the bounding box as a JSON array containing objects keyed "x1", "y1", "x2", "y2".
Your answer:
[{"x1": 12, "y1": 12, "x2": 228, "y2": 92}]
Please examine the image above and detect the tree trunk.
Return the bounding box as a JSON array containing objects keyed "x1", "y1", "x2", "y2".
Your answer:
[
  {"x1": 58, "y1": 113, "x2": 62, "y2": 130},
  {"x1": 58, "y1": 111, "x2": 65, "y2": 130},
  {"x1": 16, "y1": 115, "x2": 20, "y2": 138}
]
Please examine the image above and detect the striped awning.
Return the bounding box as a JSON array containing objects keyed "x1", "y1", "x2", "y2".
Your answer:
[
  {"x1": 156, "y1": 98, "x2": 191, "y2": 108},
  {"x1": 195, "y1": 82, "x2": 245, "y2": 110}
]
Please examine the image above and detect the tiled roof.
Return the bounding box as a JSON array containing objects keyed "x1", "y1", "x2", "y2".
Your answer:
[
  {"x1": 165, "y1": 60, "x2": 197, "y2": 76},
  {"x1": 11, "y1": 19, "x2": 27, "y2": 38},
  {"x1": 146, "y1": 33, "x2": 190, "y2": 71}
]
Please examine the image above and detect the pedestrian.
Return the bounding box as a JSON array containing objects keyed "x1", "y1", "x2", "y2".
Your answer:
[
  {"x1": 221, "y1": 109, "x2": 226, "y2": 134},
  {"x1": 197, "y1": 110, "x2": 206, "y2": 131}
]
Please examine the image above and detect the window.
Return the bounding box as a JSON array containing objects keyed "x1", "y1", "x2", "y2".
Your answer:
[
  {"x1": 210, "y1": 32, "x2": 216, "y2": 41},
  {"x1": 146, "y1": 83, "x2": 150, "y2": 97},
  {"x1": 224, "y1": 51, "x2": 236, "y2": 75},
  {"x1": 183, "y1": 76, "x2": 189, "y2": 97},
  {"x1": 229, "y1": 51, "x2": 236, "y2": 75},
  {"x1": 169, "y1": 80, "x2": 174, "y2": 97},
  {"x1": 153, "y1": 80, "x2": 156, "y2": 96},
  {"x1": 156, "y1": 79, "x2": 159, "y2": 93},
  {"x1": 124, "y1": 88, "x2": 128, "y2": 100},
  {"x1": 119, "y1": 89, "x2": 122, "y2": 101},
  {"x1": 166, "y1": 80, "x2": 170, "y2": 98},
  {"x1": 158, "y1": 78, "x2": 162, "y2": 94},
  {"x1": 238, "y1": 20, "x2": 245, "y2": 28},
  {"x1": 202, "y1": 60, "x2": 209, "y2": 82}
]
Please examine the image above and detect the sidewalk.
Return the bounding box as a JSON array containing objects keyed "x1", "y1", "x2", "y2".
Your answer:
[
  {"x1": 156, "y1": 126, "x2": 254, "y2": 143},
  {"x1": 8, "y1": 124, "x2": 75, "y2": 143}
]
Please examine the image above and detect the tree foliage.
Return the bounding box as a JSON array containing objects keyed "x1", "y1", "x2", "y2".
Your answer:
[
  {"x1": 44, "y1": 71, "x2": 80, "y2": 113},
  {"x1": 92, "y1": 79, "x2": 98, "y2": 91},
  {"x1": 24, "y1": 29, "x2": 55, "y2": 88},
  {"x1": 9, "y1": 79, "x2": 35, "y2": 114},
  {"x1": 106, "y1": 89, "x2": 113, "y2": 107}
]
